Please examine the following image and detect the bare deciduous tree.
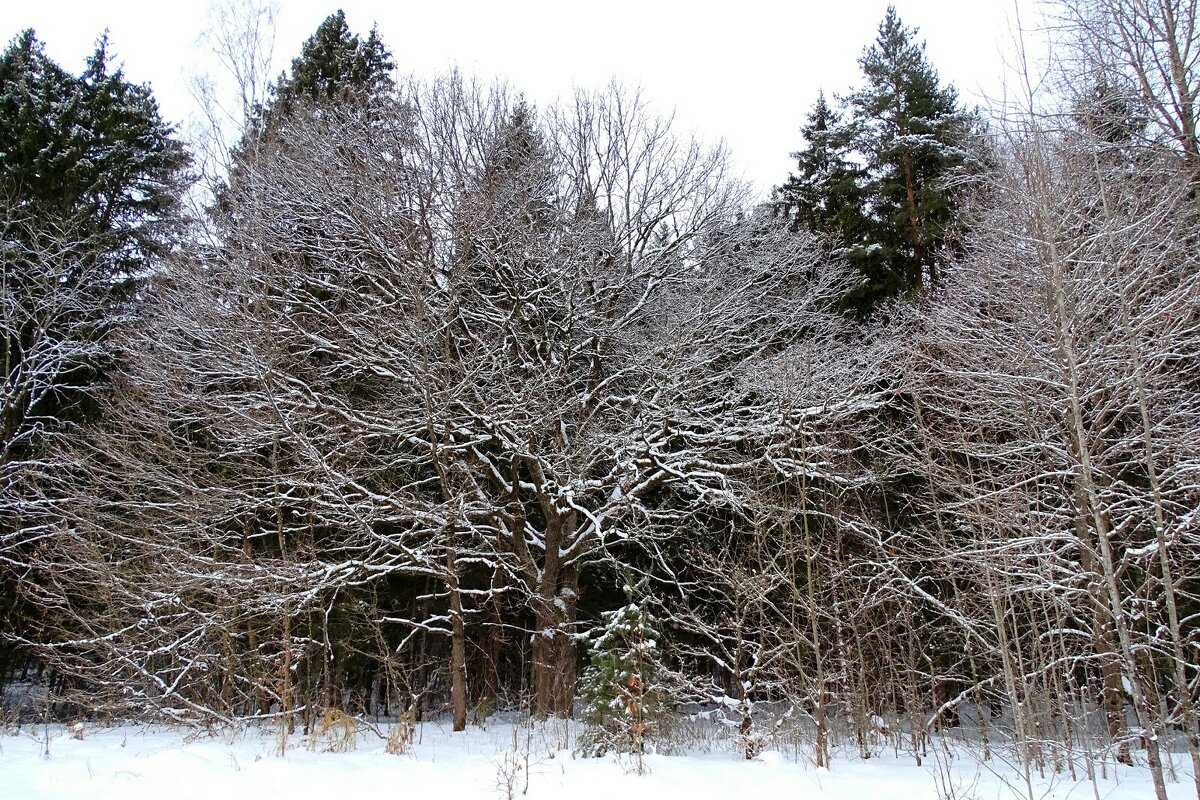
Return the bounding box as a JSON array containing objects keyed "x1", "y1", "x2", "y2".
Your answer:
[
  {"x1": 1055, "y1": 0, "x2": 1200, "y2": 180},
  {"x1": 24, "y1": 76, "x2": 845, "y2": 725},
  {"x1": 902, "y1": 116, "x2": 1200, "y2": 799}
]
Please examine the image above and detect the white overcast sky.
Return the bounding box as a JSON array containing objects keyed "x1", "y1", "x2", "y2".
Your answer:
[{"x1": 0, "y1": 0, "x2": 1049, "y2": 199}]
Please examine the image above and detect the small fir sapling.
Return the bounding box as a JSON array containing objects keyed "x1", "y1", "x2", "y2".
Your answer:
[{"x1": 578, "y1": 584, "x2": 667, "y2": 760}]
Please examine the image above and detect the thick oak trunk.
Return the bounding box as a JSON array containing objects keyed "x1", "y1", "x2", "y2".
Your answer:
[{"x1": 531, "y1": 565, "x2": 579, "y2": 717}]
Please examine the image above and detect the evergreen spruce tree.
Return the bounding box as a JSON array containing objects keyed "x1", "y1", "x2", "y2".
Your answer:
[
  {"x1": 0, "y1": 31, "x2": 82, "y2": 223},
  {"x1": 0, "y1": 31, "x2": 187, "y2": 274},
  {"x1": 198, "y1": 16, "x2": 400, "y2": 725},
  {"x1": 775, "y1": 90, "x2": 863, "y2": 241},
  {"x1": 254, "y1": 10, "x2": 394, "y2": 134},
  {"x1": 1072, "y1": 78, "x2": 1148, "y2": 147},
  {"x1": 0, "y1": 28, "x2": 187, "y2": 443},
  {"x1": 221, "y1": 12, "x2": 395, "y2": 218},
  {"x1": 218, "y1": 12, "x2": 396, "y2": 285},
  {"x1": 578, "y1": 588, "x2": 668, "y2": 767},
  {"x1": 0, "y1": 29, "x2": 187, "y2": 695}
]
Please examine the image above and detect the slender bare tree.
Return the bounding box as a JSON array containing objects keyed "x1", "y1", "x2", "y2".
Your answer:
[
  {"x1": 901, "y1": 113, "x2": 1200, "y2": 799},
  {"x1": 1055, "y1": 0, "x2": 1200, "y2": 182}
]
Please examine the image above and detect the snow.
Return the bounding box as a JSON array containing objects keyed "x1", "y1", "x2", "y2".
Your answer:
[{"x1": 1, "y1": 719, "x2": 1187, "y2": 800}]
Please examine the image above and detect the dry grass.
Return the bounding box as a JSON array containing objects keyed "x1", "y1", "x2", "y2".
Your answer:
[{"x1": 306, "y1": 708, "x2": 358, "y2": 753}]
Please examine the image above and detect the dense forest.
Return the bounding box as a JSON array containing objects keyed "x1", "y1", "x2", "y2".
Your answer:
[{"x1": 1, "y1": 3, "x2": 1199, "y2": 799}]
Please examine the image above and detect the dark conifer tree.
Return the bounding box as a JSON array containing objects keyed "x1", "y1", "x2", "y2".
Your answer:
[
  {"x1": 218, "y1": 12, "x2": 397, "y2": 291},
  {"x1": 847, "y1": 6, "x2": 970, "y2": 303},
  {"x1": 0, "y1": 29, "x2": 187, "y2": 694},
  {"x1": 775, "y1": 91, "x2": 862, "y2": 240},
  {"x1": 0, "y1": 28, "x2": 187, "y2": 451},
  {"x1": 778, "y1": 8, "x2": 972, "y2": 315},
  {"x1": 256, "y1": 10, "x2": 394, "y2": 133},
  {"x1": 0, "y1": 31, "x2": 187, "y2": 274},
  {"x1": 1073, "y1": 78, "x2": 1148, "y2": 147},
  {"x1": 0, "y1": 32, "x2": 82, "y2": 223},
  {"x1": 221, "y1": 11, "x2": 395, "y2": 223},
  {"x1": 197, "y1": 15, "x2": 406, "y2": 724}
]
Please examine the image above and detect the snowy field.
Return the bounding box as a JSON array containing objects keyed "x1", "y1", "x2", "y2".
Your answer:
[{"x1": 1, "y1": 716, "x2": 1190, "y2": 800}]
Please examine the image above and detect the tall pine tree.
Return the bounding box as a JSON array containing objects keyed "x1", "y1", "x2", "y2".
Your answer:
[
  {"x1": 849, "y1": 6, "x2": 969, "y2": 300},
  {"x1": 0, "y1": 31, "x2": 187, "y2": 274},
  {"x1": 221, "y1": 11, "x2": 395, "y2": 216},
  {"x1": 0, "y1": 28, "x2": 187, "y2": 454},
  {"x1": 255, "y1": 10, "x2": 394, "y2": 134},
  {"x1": 778, "y1": 7, "x2": 971, "y2": 314}
]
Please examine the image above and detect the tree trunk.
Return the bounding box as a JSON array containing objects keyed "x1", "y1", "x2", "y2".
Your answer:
[
  {"x1": 1126, "y1": 313, "x2": 1200, "y2": 797},
  {"x1": 1047, "y1": 235, "x2": 1168, "y2": 800},
  {"x1": 446, "y1": 548, "x2": 468, "y2": 732},
  {"x1": 531, "y1": 564, "x2": 578, "y2": 717},
  {"x1": 277, "y1": 615, "x2": 292, "y2": 755},
  {"x1": 901, "y1": 147, "x2": 924, "y2": 289},
  {"x1": 531, "y1": 591, "x2": 578, "y2": 716},
  {"x1": 1078, "y1": 509, "x2": 1133, "y2": 764},
  {"x1": 528, "y1": 508, "x2": 579, "y2": 718},
  {"x1": 477, "y1": 577, "x2": 504, "y2": 721}
]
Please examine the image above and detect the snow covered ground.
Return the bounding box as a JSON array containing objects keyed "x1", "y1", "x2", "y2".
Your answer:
[{"x1": 1, "y1": 717, "x2": 1190, "y2": 800}]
